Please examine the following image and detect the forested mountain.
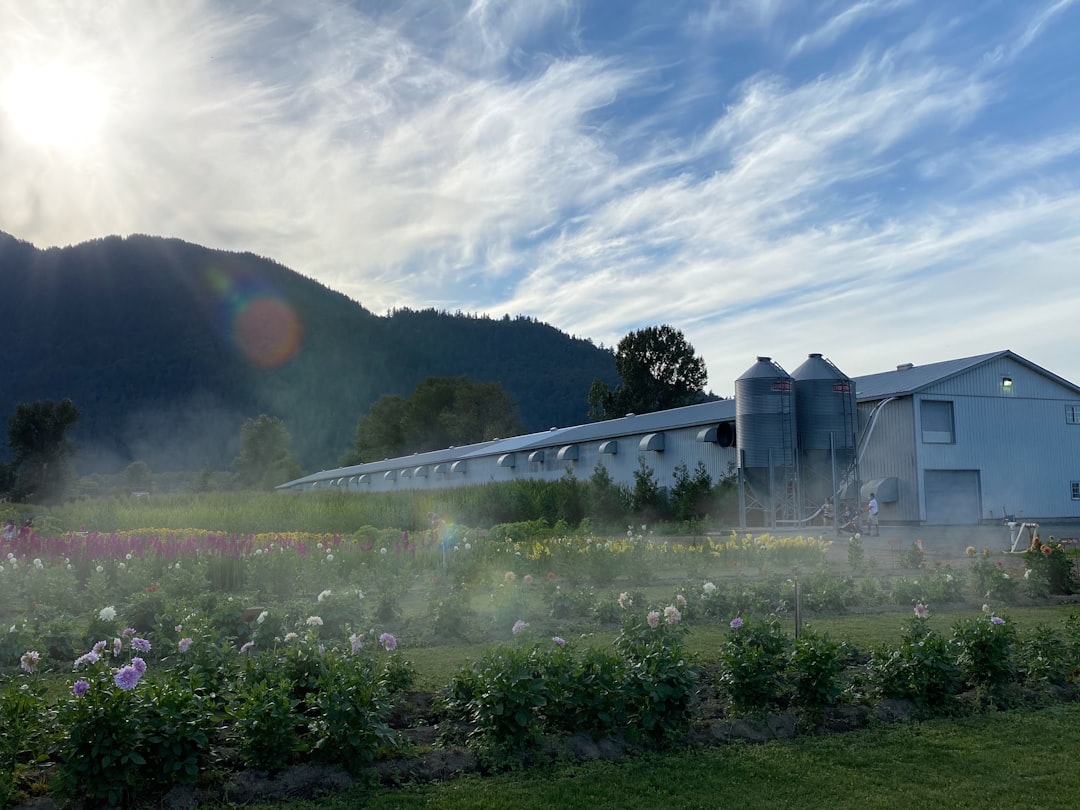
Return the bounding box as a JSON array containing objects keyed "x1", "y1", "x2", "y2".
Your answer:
[{"x1": 0, "y1": 231, "x2": 617, "y2": 474}]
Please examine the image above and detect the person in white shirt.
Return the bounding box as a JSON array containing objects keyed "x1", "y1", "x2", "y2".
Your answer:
[{"x1": 866, "y1": 493, "x2": 879, "y2": 536}]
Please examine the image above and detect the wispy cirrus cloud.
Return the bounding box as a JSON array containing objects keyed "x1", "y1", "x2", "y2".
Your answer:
[{"x1": 1, "y1": 0, "x2": 1079, "y2": 392}]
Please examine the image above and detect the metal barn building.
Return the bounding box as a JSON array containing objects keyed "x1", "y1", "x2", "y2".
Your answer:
[{"x1": 278, "y1": 349, "x2": 1080, "y2": 526}]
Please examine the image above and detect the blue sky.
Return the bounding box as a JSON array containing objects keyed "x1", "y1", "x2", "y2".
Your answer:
[{"x1": 2, "y1": 0, "x2": 1078, "y2": 395}]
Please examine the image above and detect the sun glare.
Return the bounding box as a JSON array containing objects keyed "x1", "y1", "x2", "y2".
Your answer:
[{"x1": 1, "y1": 64, "x2": 107, "y2": 149}]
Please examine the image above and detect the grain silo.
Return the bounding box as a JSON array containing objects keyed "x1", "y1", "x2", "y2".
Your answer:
[
  {"x1": 735, "y1": 357, "x2": 798, "y2": 526},
  {"x1": 791, "y1": 353, "x2": 858, "y2": 520}
]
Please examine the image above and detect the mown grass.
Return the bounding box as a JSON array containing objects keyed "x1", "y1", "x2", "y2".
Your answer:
[{"x1": 205, "y1": 703, "x2": 1080, "y2": 809}]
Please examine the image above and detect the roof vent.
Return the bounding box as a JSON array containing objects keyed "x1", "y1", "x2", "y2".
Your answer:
[{"x1": 896, "y1": 363, "x2": 914, "y2": 371}]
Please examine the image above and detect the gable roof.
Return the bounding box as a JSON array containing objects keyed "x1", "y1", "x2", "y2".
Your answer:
[{"x1": 852, "y1": 349, "x2": 1080, "y2": 400}]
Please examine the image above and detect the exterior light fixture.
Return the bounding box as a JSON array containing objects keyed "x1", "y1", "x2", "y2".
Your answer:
[{"x1": 1002, "y1": 376, "x2": 1013, "y2": 388}]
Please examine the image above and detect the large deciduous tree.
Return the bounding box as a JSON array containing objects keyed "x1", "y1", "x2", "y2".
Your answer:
[
  {"x1": 342, "y1": 376, "x2": 524, "y2": 464},
  {"x1": 7, "y1": 398, "x2": 81, "y2": 503},
  {"x1": 233, "y1": 414, "x2": 304, "y2": 490},
  {"x1": 588, "y1": 325, "x2": 709, "y2": 420}
]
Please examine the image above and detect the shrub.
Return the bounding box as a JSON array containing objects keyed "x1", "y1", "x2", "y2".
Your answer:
[
  {"x1": 970, "y1": 554, "x2": 1019, "y2": 603},
  {"x1": 309, "y1": 653, "x2": 402, "y2": 772},
  {"x1": 137, "y1": 679, "x2": 213, "y2": 790},
  {"x1": 869, "y1": 615, "x2": 961, "y2": 716},
  {"x1": 952, "y1": 613, "x2": 1017, "y2": 700},
  {"x1": 1015, "y1": 624, "x2": 1068, "y2": 689},
  {"x1": 1023, "y1": 539, "x2": 1075, "y2": 595},
  {"x1": 545, "y1": 645, "x2": 630, "y2": 739},
  {"x1": 452, "y1": 643, "x2": 553, "y2": 767},
  {"x1": 719, "y1": 614, "x2": 791, "y2": 714},
  {"x1": 788, "y1": 628, "x2": 850, "y2": 710},
  {"x1": 615, "y1": 600, "x2": 696, "y2": 740},
  {"x1": 230, "y1": 675, "x2": 304, "y2": 772}
]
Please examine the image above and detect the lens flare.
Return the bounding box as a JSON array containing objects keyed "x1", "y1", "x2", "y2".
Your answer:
[
  {"x1": 234, "y1": 296, "x2": 302, "y2": 367},
  {"x1": 203, "y1": 264, "x2": 303, "y2": 367}
]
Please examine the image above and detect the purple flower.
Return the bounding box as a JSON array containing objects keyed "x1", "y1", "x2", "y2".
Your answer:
[
  {"x1": 131, "y1": 637, "x2": 151, "y2": 653},
  {"x1": 131, "y1": 657, "x2": 147, "y2": 675},
  {"x1": 114, "y1": 665, "x2": 142, "y2": 691},
  {"x1": 92, "y1": 640, "x2": 107, "y2": 655},
  {"x1": 914, "y1": 602, "x2": 930, "y2": 619},
  {"x1": 72, "y1": 679, "x2": 90, "y2": 697},
  {"x1": 378, "y1": 632, "x2": 397, "y2": 651},
  {"x1": 647, "y1": 611, "x2": 660, "y2": 629},
  {"x1": 113, "y1": 638, "x2": 122, "y2": 657},
  {"x1": 74, "y1": 650, "x2": 100, "y2": 669},
  {"x1": 551, "y1": 636, "x2": 566, "y2": 646},
  {"x1": 512, "y1": 619, "x2": 527, "y2": 635},
  {"x1": 178, "y1": 638, "x2": 193, "y2": 653},
  {"x1": 990, "y1": 615, "x2": 1005, "y2": 625},
  {"x1": 240, "y1": 641, "x2": 254, "y2": 654},
  {"x1": 349, "y1": 633, "x2": 364, "y2": 654},
  {"x1": 730, "y1": 617, "x2": 744, "y2": 630},
  {"x1": 20, "y1": 651, "x2": 40, "y2": 674},
  {"x1": 122, "y1": 627, "x2": 136, "y2": 638}
]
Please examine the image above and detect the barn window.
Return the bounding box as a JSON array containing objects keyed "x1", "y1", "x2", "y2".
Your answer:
[
  {"x1": 1072, "y1": 481, "x2": 1080, "y2": 501},
  {"x1": 920, "y1": 400, "x2": 954, "y2": 444},
  {"x1": 1067, "y1": 404, "x2": 1080, "y2": 425}
]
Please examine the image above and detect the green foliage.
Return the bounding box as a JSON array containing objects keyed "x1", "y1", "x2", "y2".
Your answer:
[
  {"x1": 1015, "y1": 623, "x2": 1068, "y2": 688},
  {"x1": 1022, "y1": 540, "x2": 1075, "y2": 595},
  {"x1": 670, "y1": 461, "x2": 713, "y2": 523},
  {"x1": 231, "y1": 675, "x2": 304, "y2": 772},
  {"x1": 543, "y1": 645, "x2": 631, "y2": 739},
  {"x1": 969, "y1": 554, "x2": 1019, "y2": 602},
  {"x1": 345, "y1": 376, "x2": 525, "y2": 464},
  {"x1": 587, "y1": 325, "x2": 709, "y2": 420},
  {"x1": 136, "y1": 679, "x2": 214, "y2": 789},
  {"x1": 869, "y1": 616, "x2": 961, "y2": 716},
  {"x1": 124, "y1": 461, "x2": 152, "y2": 492},
  {"x1": 614, "y1": 601, "x2": 697, "y2": 739},
  {"x1": 788, "y1": 628, "x2": 850, "y2": 710},
  {"x1": 233, "y1": 414, "x2": 304, "y2": 490},
  {"x1": 55, "y1": 681, "x2": 147, "y2": 806},
  {"x1": 719, "y1": 614, "x2": 792, "y2": 713},
  {"x1": 0, "y1": 679, "x2": 57, "y2": 806},
  {"x1": 847, "y1": 534, "x2": 865, "y2": 571},
  {"x1": 7, "y1": 398, "x2": 80, "y2": 504},
  {"x1": 310, "y1": 653, "x2": 402, "y2": 772},
  {"x1": 447, "y1": 643, "x2": 553, "y2": 767},
  {"x1": 587, "y1": 462, "x2": 629, "y2": 525},
  {"x1": 952, "y1": 613, "x2": 1017, "y2": 699},
  {"x1": 630, "y1": 457, "x2": 666, "y2": 521}
]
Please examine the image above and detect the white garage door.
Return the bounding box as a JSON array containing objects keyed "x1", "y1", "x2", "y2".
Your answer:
[{"x1": 924, "y1": 470, "x2": 982, "y2": 525}]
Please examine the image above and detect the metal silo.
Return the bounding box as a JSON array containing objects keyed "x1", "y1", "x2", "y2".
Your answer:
[
  {"x1": 792, "y1": 353, "x2": 858, "y2": 520},
  {"x1": 736, "y1": 357, "x2": 798, "y2": 526}
]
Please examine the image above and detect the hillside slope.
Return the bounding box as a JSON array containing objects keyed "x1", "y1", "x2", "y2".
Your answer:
[{"x1": 0, "y1": 231, "x2": 616, "y2": 473}]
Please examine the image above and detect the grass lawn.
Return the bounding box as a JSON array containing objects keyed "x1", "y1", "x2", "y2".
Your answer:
[{"x1": 209, "y1": 703, "x2": 1080, "y2": 809}]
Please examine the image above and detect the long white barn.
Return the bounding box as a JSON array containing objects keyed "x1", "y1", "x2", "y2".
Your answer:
[{"x1": 278, "y1": 349, "x2": 1080, "y2": 526}]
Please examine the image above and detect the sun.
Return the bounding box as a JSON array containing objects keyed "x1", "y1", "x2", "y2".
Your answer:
[{"x1": 1, "y1": 63, "x2": 107, "y2": 149}]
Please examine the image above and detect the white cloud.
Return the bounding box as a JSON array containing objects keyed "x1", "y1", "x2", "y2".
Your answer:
[{"x1": 1, "y1": 0, "x2": 1079, "y2": 393}]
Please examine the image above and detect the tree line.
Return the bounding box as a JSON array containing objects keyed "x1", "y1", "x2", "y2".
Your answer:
[{"x1": 3, "y1": 325, "x2": 711, "y2": 504}]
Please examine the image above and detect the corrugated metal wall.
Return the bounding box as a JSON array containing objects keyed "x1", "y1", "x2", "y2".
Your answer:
[{"x1": 859, "y1": 357, "x2": 1080, "y2": 522}]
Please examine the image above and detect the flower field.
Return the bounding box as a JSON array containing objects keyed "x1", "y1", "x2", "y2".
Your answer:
[{"x1": 1, "y1": 523, "x2": 1078, "y2": 807}]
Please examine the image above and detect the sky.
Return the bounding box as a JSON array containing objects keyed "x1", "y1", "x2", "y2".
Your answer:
[{"x1": 1, "y1": 0, "x2": 1078, "y2": 396}]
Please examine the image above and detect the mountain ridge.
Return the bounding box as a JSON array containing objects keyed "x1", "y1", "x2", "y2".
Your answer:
[{"x1": 0, "y1": 230, "x2": 617, "y2": 474}]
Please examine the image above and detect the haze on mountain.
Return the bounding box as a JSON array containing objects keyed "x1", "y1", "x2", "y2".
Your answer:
[{"x1": 0, "y1": 231, "x2": 617, "y2": 475}]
